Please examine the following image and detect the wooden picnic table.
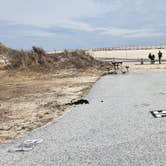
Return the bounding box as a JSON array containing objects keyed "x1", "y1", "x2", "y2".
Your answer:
[{"x1": 112, "y1": 61, "x2": 123, "y2": 70}]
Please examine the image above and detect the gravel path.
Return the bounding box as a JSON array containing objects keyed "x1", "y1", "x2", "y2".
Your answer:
[{"x1": 1, "y1": 71, "x2": 166, "y2": 166}]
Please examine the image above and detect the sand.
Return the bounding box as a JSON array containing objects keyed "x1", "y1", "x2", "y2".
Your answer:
[
  {"x1": 89, "y1": 49, "x2": 166, "y2": 72},
  {"x1": 0, "y1": 68, "x2": 107, "y2": 143},
  {"x1": 89, "y1": 49, "x2": 166, "y2": 60}
]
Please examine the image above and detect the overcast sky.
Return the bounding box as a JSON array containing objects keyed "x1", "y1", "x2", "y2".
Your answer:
[{"x1": 0, "y1": 0, "x2": 166, "y2": 50}]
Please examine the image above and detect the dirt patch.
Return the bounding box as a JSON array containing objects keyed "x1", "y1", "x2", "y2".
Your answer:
[{"x1": 0, "y1": 68, "x2": 107, "y2": 143}]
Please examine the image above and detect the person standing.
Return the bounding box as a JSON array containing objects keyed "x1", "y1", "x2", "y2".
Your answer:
[
  {"x1": 148, "y1": 53, "x2": 152, "y2": 64},
  {"x1": 158, "y1": 51, "x2": 163, "y2": 64}
]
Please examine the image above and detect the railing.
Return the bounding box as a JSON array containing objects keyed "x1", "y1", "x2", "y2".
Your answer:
[
  {"x1": 46, "y1": 45, "x2": 166, "y2": 54},
  {"x1": 90, "y1": 45, "x2": 166, "y2": 52},
  {"x1": 96, "y1": 57, "x2": 166, "y2": 63}
]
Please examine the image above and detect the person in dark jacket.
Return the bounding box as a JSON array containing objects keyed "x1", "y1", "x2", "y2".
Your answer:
[{"x1": 158, "y1": 51, "x2": 163, "y2": 64}]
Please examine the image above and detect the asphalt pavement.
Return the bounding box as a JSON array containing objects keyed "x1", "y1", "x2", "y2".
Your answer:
[{"x1": 1, "y1": 71, "x2": 166, "y2": 166}]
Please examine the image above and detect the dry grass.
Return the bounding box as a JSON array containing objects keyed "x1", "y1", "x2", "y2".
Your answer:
[{"x1": 0, "y1": 44, "x2": 112, "y2": 71}]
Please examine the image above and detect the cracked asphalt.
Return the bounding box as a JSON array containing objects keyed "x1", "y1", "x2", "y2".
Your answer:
[{"x1": 1, "y1": 71, "x2": 166, "y2": 166}]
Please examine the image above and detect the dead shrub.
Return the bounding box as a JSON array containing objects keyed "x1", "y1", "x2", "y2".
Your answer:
[
  {"x1": 1, "y1": 44, "x2": 112, "y2": 71},
  {"x1": 6, "y1": 46, "x2": 48, "y2": 69}
]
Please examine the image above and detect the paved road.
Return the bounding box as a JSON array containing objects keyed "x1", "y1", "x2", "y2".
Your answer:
[{"x1": 1, "y1": 71, "x2": 166, "y2": 166}]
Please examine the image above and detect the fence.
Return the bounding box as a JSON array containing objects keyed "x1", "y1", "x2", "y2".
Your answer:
[{"x1": 90, "y1": 45, "x2": 166, "y2": 52}]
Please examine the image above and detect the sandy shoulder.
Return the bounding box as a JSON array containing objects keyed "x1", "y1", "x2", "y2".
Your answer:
[{"x1": 0, "y1": 68, "x2": 105, "y2": 143}]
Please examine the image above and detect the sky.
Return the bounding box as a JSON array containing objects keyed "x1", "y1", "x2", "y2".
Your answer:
[{"x1": 0, "y1": 0, "x2": 166, "y2": 50}]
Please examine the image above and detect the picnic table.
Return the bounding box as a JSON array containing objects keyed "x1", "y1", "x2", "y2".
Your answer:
[{"x1": 112, "y1": 61, "x2": 123, "y2": 70}]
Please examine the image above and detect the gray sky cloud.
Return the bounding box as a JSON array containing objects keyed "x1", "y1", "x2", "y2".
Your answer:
[{"x1": 0, "y1": 0, "x2": 166, "y2": 49}]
